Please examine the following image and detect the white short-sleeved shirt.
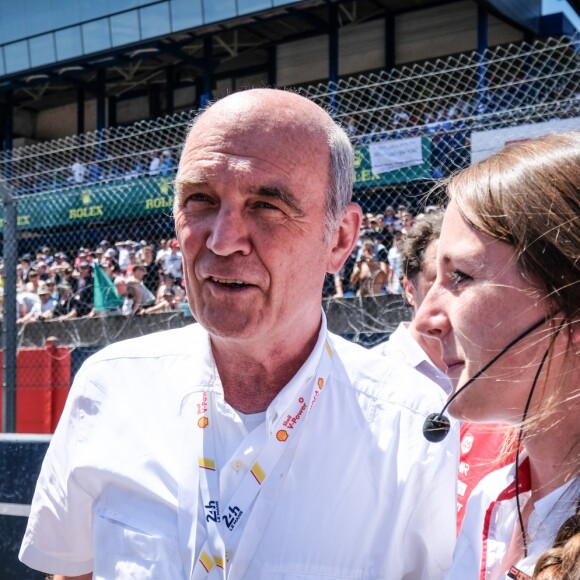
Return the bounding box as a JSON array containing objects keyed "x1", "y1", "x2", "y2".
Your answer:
[
  {"x1": 373, "y1": 322, "x2": 452, "y2": 396},
  {"x1": 447, "y1": 455, "x2": 579, "y2": 579},
  {"x1": 20, "y1": 316, "x2": 459, "y2": 580}
]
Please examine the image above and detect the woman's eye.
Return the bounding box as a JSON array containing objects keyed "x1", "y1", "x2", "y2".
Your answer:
[{"x1": 449, "y1": 270, "x2": 471, "y2": 287}]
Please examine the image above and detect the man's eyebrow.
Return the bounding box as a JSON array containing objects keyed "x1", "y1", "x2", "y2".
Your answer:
[
  {"x1": 174, "y1": 173, "x2": 209, "y2": 192},
  {"x1": 253, "y1": 186, "x2": 305, "y2": 216}
]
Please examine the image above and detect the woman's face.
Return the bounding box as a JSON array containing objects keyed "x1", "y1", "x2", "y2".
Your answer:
[{"x1": 415, "y1": 201, "x2": 558, "y2": 423}]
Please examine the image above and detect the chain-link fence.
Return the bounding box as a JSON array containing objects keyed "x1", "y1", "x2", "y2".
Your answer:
[{"x1": 0, "y1": 33, "x2": 579, "y2": 430}]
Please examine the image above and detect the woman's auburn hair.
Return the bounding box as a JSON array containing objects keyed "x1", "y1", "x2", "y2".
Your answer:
[{"x1": 447, "y1": 132, "x2": 580, "y2": 323}]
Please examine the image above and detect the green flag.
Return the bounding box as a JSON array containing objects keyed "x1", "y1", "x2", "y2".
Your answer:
[{"x1": 93, "y1": 262, "x2": 123, "y2": 312}]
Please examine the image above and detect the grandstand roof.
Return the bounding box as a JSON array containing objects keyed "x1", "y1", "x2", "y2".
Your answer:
[{"x1": 1, "y1": 1, "x2": 536, "y2": 109}]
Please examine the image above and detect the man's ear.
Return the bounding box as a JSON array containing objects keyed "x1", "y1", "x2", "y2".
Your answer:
[
  {"x1": 327, "y1": 203, "x2": 361, "y2": 273},
  {"x1": 402, "y1": 276, "x2": 416, "y2": 308}
]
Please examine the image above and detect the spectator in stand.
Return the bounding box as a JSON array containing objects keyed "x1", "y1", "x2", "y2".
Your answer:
[
  {"x1": 155, "y1": 238, "x2": 169, "y2": 264},
  {"x1": 155, "y1": 272, "x2": 184, "y2": 306},
  {"x1": 25, "y1": 269, "x2": 40, "y2": 293},
  {"x1": 113, "y1": 276, "x2": 137, "y2": 316},
  {"x1": 70, "y1": 158, "x2": 87, "y2": 184},
  {"x1": 99, "y1": 259, "x2": 116, "y2": 281},
  {"x1": 124, "y1": 250, "x2": 137, "y2": 276},
  {"x1": 139, "y1": 244, "x2": 161, "y2": 295},
  {"x1": 36, "y1": 261, "x2": 50, "y2": 282},
  {"x1": 400, "y1": 211, "x2": 415, "y2": 235},
  {"x1": 59, "y1": 266, "x2": 78, "y2": 294},
  {"x1": 159, "y1": 149, "x2": 175, "y2": 176},
  {"x1": 17, "y1": 282, "x2": 56, "y2": 323},
  {"x1": 115, "y1": 241, "x2": 133, "y2": 273},
  {"x1": 75, "y1": 262, "x2": 94, "y2": 317},
  {"x1": 51, "y1": 282, "x2": 80, "y2": 320},
  {"x1": 131, "y1": 265, "x2": 156, "y2": 307},
  {"x1": 52, "y1": 252, "x2": 71, "y2": 271},
  {"x1": 73, "y1": 250, "x2": 92, "y2": 271},
  {"x1": 149, "y1": 152, "x2": 161, "y2": 176},
  {"x1": 350, "y1": 239, "x2": 388, "y2": 296},
  {"x1": 387, "y1": 230, "x2": 404, "y2": 294},
  {"x1": 17, "y1": 284, "x2": 40, "y2": 320},
  {"x1": 139, "y1": 287, "x2": 178, "y2": 315},
  {"x1": 20, "y1": 254, "x2": 33, "y2": 286},
  {"x1": 384, "y1": 206, "x2": 396, "y2": 227},
  {"x1": 46, "y1": 279, "x2": 58, "y2": 301},
  {"x1": 161, "y1": 239, "x2": 183, "y2": 283}
]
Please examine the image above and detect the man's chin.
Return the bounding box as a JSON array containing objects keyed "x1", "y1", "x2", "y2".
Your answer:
[{"x1": 198, "y1": 313, "x2": 260, "y2": 341}]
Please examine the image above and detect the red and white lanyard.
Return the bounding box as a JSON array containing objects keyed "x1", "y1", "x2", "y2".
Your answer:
[{"x1": 191, "y1": 337, "x2": 335, "y2": 579}]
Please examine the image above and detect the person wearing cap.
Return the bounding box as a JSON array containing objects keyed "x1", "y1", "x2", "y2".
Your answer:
[
  {"x1": 19, "y1": 254, "x2": 33, "y2": 285},
  {"x1": 139, "y1": 287, "x2": 177, "y2": 315},
  {"x1": 155, "y1": 271, "x2": 184, "y2": 305},
  {"x1": 161, "y1": 239, "x2": 183, "y2": 283},
  {"x1": 51, "y1": 282, "x2": 80, "y2": 321},
  {"x1": 21, "y1": 89, "x2": 457, "y2": 580},
  {"x1": 17, "y1": 282, "x2": 56, "y2": 323},
  {"x1": 138, "y1": 245, "x2": 161, "y2": 295},
  {"x1": 75, "y1": 262, "x2": 94, "y2": 317}
]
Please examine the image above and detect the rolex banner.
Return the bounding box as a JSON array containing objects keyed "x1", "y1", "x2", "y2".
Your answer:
[{"x1": 0, "y1": 175, "x2": 175, "y2": 231}]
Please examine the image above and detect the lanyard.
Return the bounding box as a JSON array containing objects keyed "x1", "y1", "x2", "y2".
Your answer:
[{"x1": 191, "y1": 337, "x2": 335, "y2": 579}]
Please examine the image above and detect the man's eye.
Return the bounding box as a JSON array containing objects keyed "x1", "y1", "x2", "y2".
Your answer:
[
  {"x1": 184, "y1": 193, "x2": 212, "y2": 206},
  {"x1": 255, "y1": 201, "x2": 280, "y2": 211}
]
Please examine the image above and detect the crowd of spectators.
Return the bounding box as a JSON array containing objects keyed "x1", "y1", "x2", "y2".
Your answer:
[
  {"x1": 1, "y1": 237, "x2": 188, "y2": 324},
  {"x1": 0, "y1": 205, "x2": 440, "y2": 324},
  {"x1": 12, "y1": 149, "x2": 177, "y2": 195},
  {"x1": 324, "y1": 204, "x2": 441, "y2": 299}
]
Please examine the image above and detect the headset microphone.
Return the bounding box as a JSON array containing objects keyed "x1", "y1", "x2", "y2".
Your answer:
[{"x1": 422, "y1": 316, "x2": 550, "y2": 443}]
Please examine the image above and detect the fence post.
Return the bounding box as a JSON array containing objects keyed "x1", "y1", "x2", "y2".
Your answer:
[{"x1": 1, "y1": 181, "x2": 17, "y2": 433}]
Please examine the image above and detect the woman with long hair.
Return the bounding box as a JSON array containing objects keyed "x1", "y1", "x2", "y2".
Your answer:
[{"x1": 415, "y1": 132, "x2": 580, "y2": 579}]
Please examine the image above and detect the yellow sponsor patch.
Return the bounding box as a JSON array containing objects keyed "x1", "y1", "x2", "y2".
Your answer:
[
  {"x1": 250, "y1": 462, "x2": 266, "y2": 484},
  {"x1": 198, "y1": 457, "x2": 216, "y2": 471}
]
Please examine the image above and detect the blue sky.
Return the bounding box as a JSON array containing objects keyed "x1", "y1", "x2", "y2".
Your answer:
[{"x1": 542, "y1": 0, "x2": 580, "y2": 30}]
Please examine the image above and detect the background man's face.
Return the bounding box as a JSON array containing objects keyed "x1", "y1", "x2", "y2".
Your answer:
[
  {"x1": 412, "y1": 239, "x2": 438, "y2": 311},
  {"x1": 174, "y1": 94, "x2": 333, "y2": 347}
]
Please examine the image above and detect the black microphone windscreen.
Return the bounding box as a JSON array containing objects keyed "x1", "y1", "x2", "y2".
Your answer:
[{"x1": 423, "y1": 412, "x2": 451, "y2": 443}]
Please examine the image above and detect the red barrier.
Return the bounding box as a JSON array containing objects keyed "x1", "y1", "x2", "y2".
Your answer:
[{"x1": 0, "y1": 342, "x2": 71, "y2": 433}]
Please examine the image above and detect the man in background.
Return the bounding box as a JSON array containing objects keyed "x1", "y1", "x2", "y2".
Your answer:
[{"x1": 374, "y1": 210, "x2": 451, "y2": 394}]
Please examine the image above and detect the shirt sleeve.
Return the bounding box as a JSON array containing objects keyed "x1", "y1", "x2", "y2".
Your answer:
[{"x1": 19, "y1": 370, "x2": 97, "y2": 576}]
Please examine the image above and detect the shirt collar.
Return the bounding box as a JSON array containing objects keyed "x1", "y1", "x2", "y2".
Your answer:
[
  {"x1": 265, "y1": 311, "x2": 328, "y2": 428},
  {"x1": 179, "y1": 311, "x2": 328, "y2": 419},
  {"x1": 390, "y1": 322, "x2": 436, "y2": 369}
]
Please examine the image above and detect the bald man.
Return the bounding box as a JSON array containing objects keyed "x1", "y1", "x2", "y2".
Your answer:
[{"x1": 20, "y1": 90, "x2": 458, "y2": 580}]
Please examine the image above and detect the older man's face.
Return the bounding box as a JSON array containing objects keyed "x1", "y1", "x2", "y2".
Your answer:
[{"x1": 174, "y1": 92, "x2": 333, "y2": 349}]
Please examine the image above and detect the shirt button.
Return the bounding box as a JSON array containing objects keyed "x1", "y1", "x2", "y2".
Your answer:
[
  {"x1": 231, "y1": 459, "x2": 244, "y2": 472},
  {"x1": 225, "y1": 549, "x2": 233, "y2": 562}
]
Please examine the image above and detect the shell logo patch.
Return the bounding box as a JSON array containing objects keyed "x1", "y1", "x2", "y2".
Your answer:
[
  {"x1": 276, "y1": 429, "x2": 288, "y2": 442},
  {"x1": 198, "y1": 416, "x2": 209, "y2": 428}
]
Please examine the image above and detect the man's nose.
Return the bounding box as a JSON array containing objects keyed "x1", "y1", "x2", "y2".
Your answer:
[
  {"x1": 206, "y1": 208, "x2": 252, "y2": 256},
  {"x1": 414, "y1": 284, "x2": 450, "y2": 339}
]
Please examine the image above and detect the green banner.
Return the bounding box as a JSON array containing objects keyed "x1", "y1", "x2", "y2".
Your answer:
[
  {"x1": 353, "y1": 136, "x2": 432, "y2": 187},
  {"x1": 0, "y1": 175, "x2": 175, "y2": 232}
]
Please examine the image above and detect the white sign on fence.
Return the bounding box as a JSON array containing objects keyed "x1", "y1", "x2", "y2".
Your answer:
[
  {"x1": 471, "y1": 117, "x2": 580, "y2": 163},
  {"x1": 368, "y1": 137, "x2": 424, "y2": 174}
]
